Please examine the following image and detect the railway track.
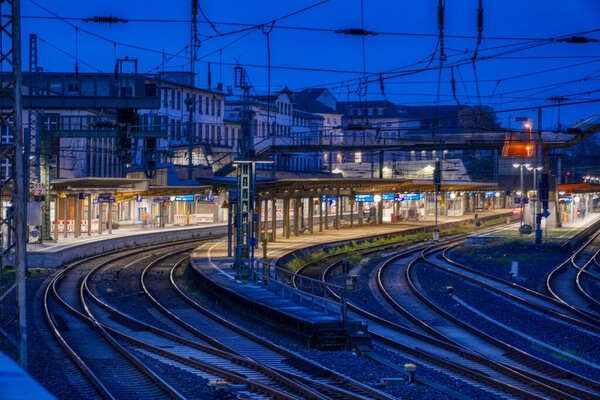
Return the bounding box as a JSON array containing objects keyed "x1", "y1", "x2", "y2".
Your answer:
[
  {"x1": 547, "y1": 230, "x2": 600, "y2": 325},
  {"x1": 45, "y1": 237, "x2": 394, "y2": 400},
  {"x1": 290, "y1": 230, "x2": 600, "y2": 399},
  {"x1": 406, "y1": 244, "x2": 600, "y2": 398},
  {"x1": 44, "y1": 241, "x2": 195, "y2": 400}
]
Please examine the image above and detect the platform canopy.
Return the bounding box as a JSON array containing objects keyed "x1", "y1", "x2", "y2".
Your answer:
[
  {"x1": 558, "y1": 183, "x2": 600, "y2": 194},
  {"x1": 49, "y1": 177, "x2": 149, "y2": 194},
  {"x1": 114, "y1": 185, "x2": 214, "y2": 203}
]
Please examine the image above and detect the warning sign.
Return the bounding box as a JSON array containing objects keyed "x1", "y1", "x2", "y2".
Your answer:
[{"x1": 222, "y1": 200, "x2": 229, "y2": 208}]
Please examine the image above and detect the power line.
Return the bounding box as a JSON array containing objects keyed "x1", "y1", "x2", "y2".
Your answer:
[
  {"x1": 37, "y1": 36, "x2": 102, "y2": 72},
  {"x1": 20, "y1": 14, "x2": 575, "y2": 41}
]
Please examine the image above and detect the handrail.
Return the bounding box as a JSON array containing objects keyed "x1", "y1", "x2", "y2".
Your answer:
[{"x1": 252, "y1": 259, "x2": 348, "y2": 327}]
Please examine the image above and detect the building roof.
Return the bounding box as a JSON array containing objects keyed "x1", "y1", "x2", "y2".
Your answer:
[
  {"x1": 293, "y1": 91, "x2": 339, "y2": 115},
  {"x1": 148, "y1": 72, "x2": 223, "y2": 95},
  {"x1": 298, "y1": 88, "x2": 327, "y2": 100},
  {"x1": 336, "y1": 100, "x2": 407, "y2": 118}
]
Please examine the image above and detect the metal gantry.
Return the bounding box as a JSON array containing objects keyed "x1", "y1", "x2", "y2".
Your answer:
[{"x1": 0, "y1": 0, "x2": 28, "y2": 368}]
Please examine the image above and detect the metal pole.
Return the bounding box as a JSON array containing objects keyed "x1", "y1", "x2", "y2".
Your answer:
[
  {"x1": 87, "y1": 194, "x2": 92, "y2": 236},
  {"x1": 63, "y1": 196, "x2": 67, "y2": 238},
  {"x1": 520, "y1": 165, "x2": 524, "y2": 236}
]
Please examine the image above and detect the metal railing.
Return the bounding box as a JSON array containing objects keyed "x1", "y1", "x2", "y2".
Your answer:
[{"x1": 252, "y1": 259, "x2": 347, "y2": 326}]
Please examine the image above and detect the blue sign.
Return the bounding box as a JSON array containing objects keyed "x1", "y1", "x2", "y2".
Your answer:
[
  {"x1": 469, "y1": 192, "x2": 473, "y2": 196},
  {"x1": 523, "y1": 198, "x2": 529, "y2": 204},
  {"x1": 97, "y1": 196, "x2": 115, "y2": 203},
  {"x1": 559, "y1": 197, "x2": 572, "y2": 203},
  {"x1": 514, "y1": 197, "x2": 521, "y2": 204},
  {"x1": 175, "y1": 195, "x2": 194, "y2": 201},
  {"x1": 153, "y1": 197, "x2": 170, "y2": 203},
  {"x1": 355, "y1": 194, "x2": 374, "y2": 202},
  {"x1": 485, "y1": 192, "x2": 496, "y2": 197},
  {"x1": 136, "y1": 195, "x2": 143, "y2": 202},
  {"x1": 382, "y1": 193, "x2": 395, "y2": 200},
  {"x1": 78, "y1": 193, "x2": 86, "y2": 200},
  {"x1": 405, "y1": 194, "x2": 421, "y2": 200}
]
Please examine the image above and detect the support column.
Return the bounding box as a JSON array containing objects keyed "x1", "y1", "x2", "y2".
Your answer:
[
  {"x1": 271, "y1": 198, "x2": 277, "y2": 242},
  {"x1": 358, "y1": 202, "x2": 364, "y2": 225},
  {"x1": 325, "y1": 196, "x2": 329, "y2": 229},
  {"x1": 335, "y1": 192, "x2": 340, "y2": 230},
  {"x1": 378, "y1": 197, "x2": 383, "y2": 224},
  {"x1": 75, "y1": 194, "x2": 81, "y2": 238},
  {"x1": 87, "y1": 194, "x2": 92, "y2": 236},
  {"x1": 108, "y1": 200, "x2": 113, "y2": 234},
  {"x1": 293, "y1": 197, "x2": 300, "y2": 237},
  {"x1": 227, "y1": 201, "x2": 233, "y2": 257},
  {"x1": 98, "y1": 200, "x2": 103, "y2": 235},
  {"x1": 53, "y1": 195, "x2": 58, "y2": 241},
  {"x1": 308, "y1": 196, "x2": 314, "y2": 233},
  {"x1": 319, "y1": 197, "x2": 323, "y2": 232},
  {"x1": 284, "y1": 198, "x2": 290, "y2": 239},
  {"x1": 263, "y1": 199, "x2": 268, "y2": 241},
  {"x1": 256, "y1": 199, "x2": 262, "y2": 244},
  {"x1": 350, "y1": 199, "x2": 354, "y2": 227},
  {"x1": 63, "y1": 196, "x2": 68, "y2": 238}
]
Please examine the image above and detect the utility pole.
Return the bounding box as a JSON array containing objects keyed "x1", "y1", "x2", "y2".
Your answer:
[
  {"x1": 0, "y1": 0, "x2": 28, "y2": 368},
  {"x1": 188, "y1": 0, "x2": 199, "y2": 180},
  {"x1": 433, "y1": 159, "x2": 441, "y2": 241},
  {"x1": 233, "y1": 66, "x2": 269, "y2": 278}
]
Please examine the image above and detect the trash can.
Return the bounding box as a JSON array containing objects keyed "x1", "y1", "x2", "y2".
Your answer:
[{"x1": 267, "y1": 231, "x2": 274, "y2": 242}]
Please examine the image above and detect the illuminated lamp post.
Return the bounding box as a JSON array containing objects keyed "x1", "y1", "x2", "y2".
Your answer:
[{"x1": 513, "y1": 163, "x2": 530, "y2": 235}]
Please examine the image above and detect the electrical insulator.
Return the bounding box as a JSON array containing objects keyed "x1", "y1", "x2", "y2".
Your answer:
[{"x1": 83, "y1": 16, "x2": 128, "y2": 24}]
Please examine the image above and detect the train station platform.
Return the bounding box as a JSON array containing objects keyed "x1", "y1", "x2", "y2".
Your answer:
[
  {"x1": 189, "y1": 209, "x2": 512, "y2": 348},
  {"x1": 472, "y1": 209, "x2": 600, "y2": 243},
  {"x1": 27, "y1": 222, "x2": 227, "y2": 268},
  {"x1": 0, "y1": 353, "x2": 55, "y2": 400}
]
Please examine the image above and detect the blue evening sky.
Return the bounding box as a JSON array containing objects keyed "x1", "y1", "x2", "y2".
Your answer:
[{"x1": 20, "y1": 0, "x2": 600, "y2": 128}]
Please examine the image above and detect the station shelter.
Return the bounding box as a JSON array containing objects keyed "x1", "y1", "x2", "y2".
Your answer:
[
  {"x1": 201, "y1": 176, "x2": 504, "y2": 252},
  {"x1": 40, "y1": 177, "x2": 222, "y2": 242},
  {"x1": 556, "y1": 183, "x2": 600, "y2": 224}
]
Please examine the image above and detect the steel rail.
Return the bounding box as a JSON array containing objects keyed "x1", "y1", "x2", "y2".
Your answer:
[
  {"x1": 413, "y1": 246, "x2": 600, "y2": 399},
  {"x1": 80, "y1": 244, "x2": 327, "y2": 400}
]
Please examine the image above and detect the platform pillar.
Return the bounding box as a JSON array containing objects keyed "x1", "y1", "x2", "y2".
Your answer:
[
  {"x1": 87, "y1": 194, "x2": 92, "y2": 236},
  {"x1": 324, "y1": 196, "x2": 329, "y2": 230},
  {"x1": 378, "y1": 197, "x2": 384, "y2": 224},
  {"x1": 74, "y1": 194, "x2": 81, "y2": 238},
  {"x1": 227, "y1": 201, "x2": 233, "y2": 257},
  {"x1": 350, "y1": 199, "x2": 354, "y2": 227},
  {"x1": 63, "y1": 196, "x2": 68, "y2": 238},
  {"x1": 319, "y1": 197, "x2": 323, "y2": 232},
  {"x1": 263, "y1": 199, "x2": 268, "y2": 241},
  {"x1": 53, "y1": 195, "x2": 58, "y2": 241},
  {"x1": 293, "y1": 197, "x2": 300, "y2": 237},
  {"x1": 256, "y1": 199, "x2": 262, "y2": 244},
  {"x1": 98, "y1": 200, "x2": 103, "y2": 235},
  {"x1": 284, "y1": 198, "x2": 290, "y2": 239},
  {"x1": 308, "y1": 196, "x2": 314, "y2": 233},
  {"x1": 358, "y1": 202, "x2": 364, "y2": 226},
  {"x1": 108, "y1": 200, "x2": 113, "y2": 234},
  {"x1": 335, "y1": 192, "x2": 340, "y2": 230},
  {"x1": 271, "y1": 198, "x2": 277, "y2": 242}
]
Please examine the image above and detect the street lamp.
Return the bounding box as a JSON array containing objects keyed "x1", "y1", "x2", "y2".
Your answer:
[
  {"x1": 527, "y1": 165, "x2": 543, "y2": 233},
  {"x1": 513, "y1": 163, "x2": 528, "y2": 235}
]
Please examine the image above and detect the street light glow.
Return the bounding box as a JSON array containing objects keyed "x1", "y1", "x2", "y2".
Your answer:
[{"x1": 424, "y1": 165, "x2": 434, "y2": 173}]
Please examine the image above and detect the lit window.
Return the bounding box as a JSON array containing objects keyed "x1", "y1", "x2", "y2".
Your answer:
[{"x1": 355, "y1": 152, "x2": 362, "y2": 164}]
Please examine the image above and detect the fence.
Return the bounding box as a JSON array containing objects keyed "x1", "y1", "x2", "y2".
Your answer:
[{"x1": 252, "y1": 259, "x2": 347, "y2": 325}]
